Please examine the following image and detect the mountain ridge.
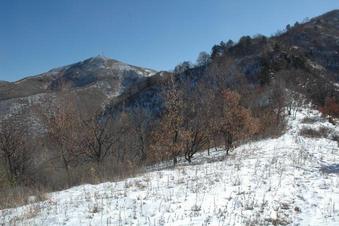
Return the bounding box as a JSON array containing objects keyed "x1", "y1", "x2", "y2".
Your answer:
[
  {"x1": 10, "y1": 55, "x2": 156, "y2": 84},
  {"x1": 0, "y1": 55, "x2": 157, "y2": 102}
]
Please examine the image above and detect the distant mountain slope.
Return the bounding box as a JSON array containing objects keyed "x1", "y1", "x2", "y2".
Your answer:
[
  {"x1": 277, "y1": 10, "x2": 339, "y2": 80},
  {"x1": 102, "y1": 10, "x2": 339, "y2": 120},
  {"x1": 0, "y1": 55, "x2": 156, "y2": 101},
  {"x1": 0, "y1": 56, "x2": 157, "y2": 133}
]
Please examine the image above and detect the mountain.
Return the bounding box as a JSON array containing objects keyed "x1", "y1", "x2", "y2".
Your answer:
[
  {"x1": 278, "y1": 10, "x2": 339, "y2": 75},
  {"x1": 220, "y1": 9, "x2": 339, "y2": 103},
  {"x1": 0, "y1": 56, "x2": 157, "y2": 133},
  {"x1": 101, "y1": 10, "x2": 339, "y2": 120},
  {"x1": 0, "y1": 55, "x2": 156, "y2": 101}
]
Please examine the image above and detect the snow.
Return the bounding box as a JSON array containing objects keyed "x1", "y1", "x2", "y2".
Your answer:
[
  {"x1": 334, "y1": 82, "x2": 339, "y2": 91},
  {"x1": 308, "y1": 60, "x2": 325, "y2": 71},
  {"x1": 113, "y1": 62, "x2": 156, "y2": 77},
  {"x1": 1, "y1": 108, "x2": 338, "y2": 226},
  {"x1": 143, "y1": 69, "x2": 157, "y2": 77}
]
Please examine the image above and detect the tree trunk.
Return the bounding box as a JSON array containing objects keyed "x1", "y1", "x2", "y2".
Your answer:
[
  {"x1": 224, "y1": 132, "x2": 232, "y2": 156},
  {"x1": 139, "y1": 135, "x2": 147, "y2": 161},
  {"x1": 224, "y1": 134, "x2": 229, "y2": 155},
  {"x1": 5, "y1": 151, "x2": 16, "y2": 184},
  {"x1": 61, "y1": 153, "x2": 71, "y2": 187},
  {"x1": 213, "y1": 137, "x2": 218, "y2": 152},
  {"x1": 173, "y1": 156, "x2": 177, "y2": 166}
]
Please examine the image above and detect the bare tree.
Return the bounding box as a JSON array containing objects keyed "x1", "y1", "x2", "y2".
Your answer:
[
  {"x1": 113, "y1": 112, "x2": 133, "y2": 163},
  {"x1": 196, "y1": 51, "x2": 211, "y2": 67},
  {"x1": 81, "y1": 113, "x2": 119, "y2": 164},
  {"x1": 182, "y1": 121, "x2": 208, "y2": 163},
  {"x1": 270, "y1": 79, "x2": 287, "y2": 125},
  {"x1": 127, "y1": 106, "x2": 153, "y2": 162},
  {"x1": 46, "y1": 93, "x2": 83, "y2": 186},
  {"x1": 0, "y1": 118, "x2": 30, "y2": 185},
  {"x1": 174, "y1": 61, "x2": 192, "y2": 74},
  {"x1": 181, "y1": 83, "x2": 209, "y2": 162}
]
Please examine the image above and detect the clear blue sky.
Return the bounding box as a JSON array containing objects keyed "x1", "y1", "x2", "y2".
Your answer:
[{"x1": 1, "y1": 0, "x2": 338, "y2": 81}]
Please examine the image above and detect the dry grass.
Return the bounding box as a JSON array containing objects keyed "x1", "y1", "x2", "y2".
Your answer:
[
  {"x1": 0, "y1": 158, "x2": 146, "y2": 210},
  {"x1": 0, "y1": 186, "x2": 47, "y2": 210}
]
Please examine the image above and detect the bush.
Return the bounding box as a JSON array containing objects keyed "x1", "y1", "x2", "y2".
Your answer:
[
  {"x1": 301, "y1": 117, "x2": 321, "y2": 124},
  {"x1": 320, "y1": 97, "x2": 339, "y2": 118},
  {"x1": 332, "y1": 134, "x2": 339, "y2": 145},
  {"x1": 299, "y1": 126, "x2": 331, "y2": 138}
]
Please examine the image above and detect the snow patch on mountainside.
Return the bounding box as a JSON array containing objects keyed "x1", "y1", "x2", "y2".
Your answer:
[
  {"x1": 1, "y1": 108, "x2": 338, "y2": 226},
  {"x1": 334, "y1": 82, "x2": 339, "y2": 91}
]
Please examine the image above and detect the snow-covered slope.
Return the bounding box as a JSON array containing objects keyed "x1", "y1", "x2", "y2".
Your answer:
[{"x1": 1, "y1": 108, "x2": 338, "y2": 226}]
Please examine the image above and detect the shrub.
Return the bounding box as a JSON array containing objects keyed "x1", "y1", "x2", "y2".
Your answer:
[
  {"x1": 301, "y1": 117, "x2": 320, "y2": 124},
  {"x1": 299, "y1": 126, "x2": 331, "y2": 138},
  {"x1": 320, "y1": 96, "x2": 339, "y2": 118},
  {"x1": 332, "y1": 134, "x2": 339, "y2": 146}
]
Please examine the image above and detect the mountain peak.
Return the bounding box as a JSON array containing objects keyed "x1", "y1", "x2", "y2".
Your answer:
[
  {"x1": 87, "y1": 55, "x2": 113, "y2": 63},
  {"x1": 82, "y1": 55, "x2": 116, "y2": 66},
  {"x1": 10, "y1": 54, "x2": 157, "y2": 95}
]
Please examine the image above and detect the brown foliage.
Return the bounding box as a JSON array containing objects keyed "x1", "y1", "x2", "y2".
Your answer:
[
  {"x1": 320, "y1": 96, "x2": 339, "y2": 118},
  {"x1": 151, "y1": 80, "x2": 260, "y2": 164},
  {"x1": 219, "y1": 90, "x2": 259, "y2": 154},
  {"x1": 150, "y1": 79, "x2": 186, "y2": 165}
]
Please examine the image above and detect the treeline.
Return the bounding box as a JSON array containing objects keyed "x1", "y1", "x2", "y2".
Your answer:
[
  {"x1": 0, "y1": 68, "x2": 289, "y2": 201},
  {"x1": 0, "y1": 97, "x2": 154, "y2": 208},
  {"x1": 1, "y1": 75, "x2": 291, "y2": 209}
]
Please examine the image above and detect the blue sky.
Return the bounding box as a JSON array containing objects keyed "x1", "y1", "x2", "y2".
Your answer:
[{"x1": 1, "y1": 0, "x2": 338, "y2": 81}]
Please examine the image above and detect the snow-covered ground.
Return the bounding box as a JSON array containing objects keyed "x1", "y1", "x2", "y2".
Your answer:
[{"x1": 1, "y1": 108, "x2": 338, "y2": 226}]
